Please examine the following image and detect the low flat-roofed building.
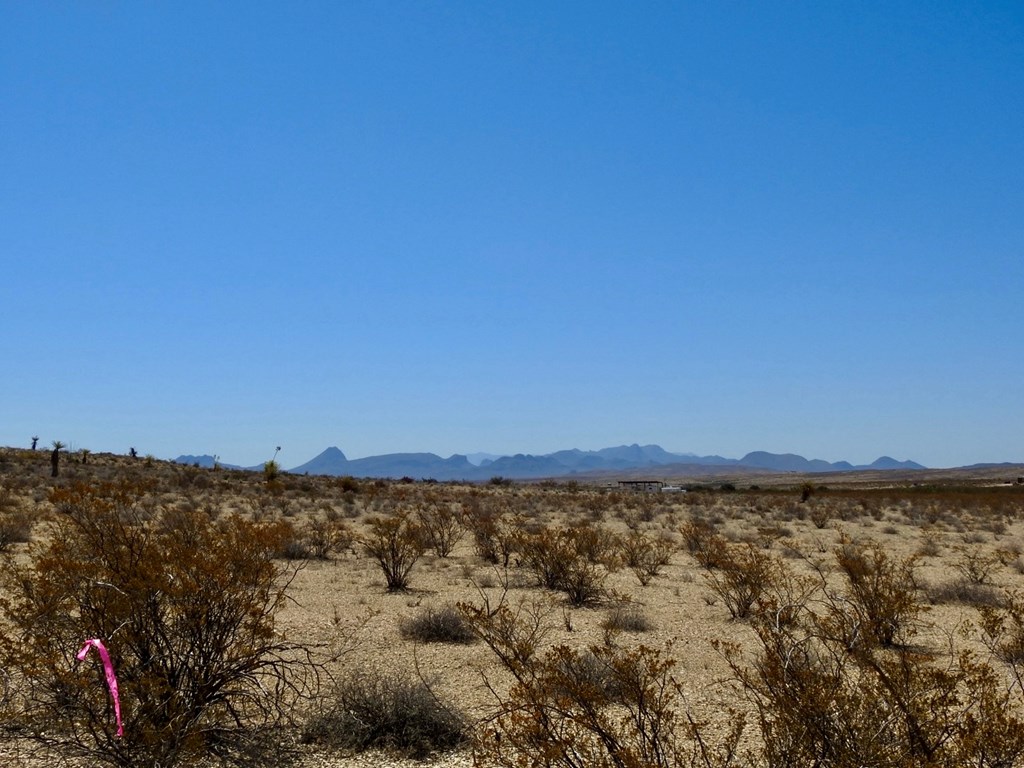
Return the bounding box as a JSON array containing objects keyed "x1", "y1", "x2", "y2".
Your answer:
[{"x1": 618, "y1": 480, "x2": 664, "y2": 493}]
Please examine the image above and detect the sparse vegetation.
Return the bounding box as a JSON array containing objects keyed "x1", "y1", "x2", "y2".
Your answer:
[{"x1": 0, "y1": 448, "x2": 1022, "y2": 767}]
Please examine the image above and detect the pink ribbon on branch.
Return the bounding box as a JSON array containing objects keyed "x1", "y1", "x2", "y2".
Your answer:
[{"x1": 76, "y1": 638, "x2": 124, "y2": 738}]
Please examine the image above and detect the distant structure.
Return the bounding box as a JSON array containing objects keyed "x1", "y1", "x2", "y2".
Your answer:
[{"x1": 618, "y1": 480, "x2": 664, "y2": 493}]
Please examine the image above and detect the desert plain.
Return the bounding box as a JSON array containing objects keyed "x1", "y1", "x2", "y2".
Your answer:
[{"x1": 1, "y1": 447, "x2": 1024, "y2": 767}]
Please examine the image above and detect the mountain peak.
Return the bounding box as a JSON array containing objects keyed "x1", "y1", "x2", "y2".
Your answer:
[{"x1": 185, "y1": 444, "x2": 931, "y2": 480}]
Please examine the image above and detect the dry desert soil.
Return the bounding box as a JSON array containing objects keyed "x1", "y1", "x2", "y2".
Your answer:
[{"x1": 2, "y1": 448, "x2": 1024, "y2": 767}]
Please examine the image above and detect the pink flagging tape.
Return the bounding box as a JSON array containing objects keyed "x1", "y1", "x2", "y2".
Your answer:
[{"x1": 76, "y1": 638, "x2": 124, "y2": 738}]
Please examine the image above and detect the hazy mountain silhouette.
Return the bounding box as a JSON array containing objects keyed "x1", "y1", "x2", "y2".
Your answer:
[
  {"x1": 286, "y1": 447, "x2": 474, "y2": 480},
  {"x1": 176, "y1": 444, "x2": 927, "y2": 480},
  {"x1": 866, "y1": 456, "x2": 927, "y2": 470}
]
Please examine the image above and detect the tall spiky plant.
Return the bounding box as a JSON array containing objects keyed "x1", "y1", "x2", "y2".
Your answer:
[{"x1": 50, "y1": 441, "x2": 65, "y2": 478}]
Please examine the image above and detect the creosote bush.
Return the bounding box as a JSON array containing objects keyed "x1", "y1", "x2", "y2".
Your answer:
[
  {"x1": 724, "y1": 554, "x2": 1024, "y2": 768},
  {"x1": 703, "y1": 542, "x2": 778, "y2": 619},
  {"x1": 516, "y1": 523, "x2": 620, "y2": 605},
  {"x1": 0, "y1": 480, "x2": 317, "y2": 768},
  {"x1": 834, "y1": 537, "x2": 922, "y2": 647},
  {"x1": 680, "y1": 519, "x2": 729, "y2": 570},
  {"x1": 362, "y1": 510, "x2": 425, "y2": 591},
  {"x1": 0, "y1": 498, "x2": 33, "y2": 552},
  {"x1": 416, "y1": 501, "x2": 464, "y2": 557},
  {"x1": 461, "y1": 594, "x2": 742, "y2": 768},
  {"x1": 620, "y1": 530, "x2": 675, "y2": 586}
]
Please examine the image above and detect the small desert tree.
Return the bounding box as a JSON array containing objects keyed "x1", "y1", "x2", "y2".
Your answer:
[{"x1": 0, "y1": 480, "x2": 317, "y2": 768}]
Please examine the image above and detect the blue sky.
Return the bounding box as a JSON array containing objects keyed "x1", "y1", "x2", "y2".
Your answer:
[{"x1": 2, "y1": 2, "x2": 1021, "y2": 469}]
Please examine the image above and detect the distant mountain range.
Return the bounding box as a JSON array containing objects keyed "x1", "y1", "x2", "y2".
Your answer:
[{"x1": 174, "y1": 444, "x2": 926, "y2": 481}]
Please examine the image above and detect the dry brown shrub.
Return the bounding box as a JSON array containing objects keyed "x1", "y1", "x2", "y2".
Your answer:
[
  {"x1": 834, "y1": 537, "x2": 922, "y2": 647},
  {"x1": 620, "y1": 530, "x2": 676, "y2": 586},
  {"x1": 727, "y1": 558, "x2": 1024, "y2": 768},
  {"x1": 516, "y1": 524, "x2": 620, "y2": 606},
  {"x1": 703, "y1": 543, "x2": 780, "y2": 620},
  {"x1": 0, "y1": 480, "x2": 316, "y2": 768},
  {"x1": 416, "y1": 500, "x2": 464, "y2": 557},
  {"x1": 463, "y1": 594, "x2": 741, "y2": 768},
  {"x1": 362, "y1": 510, "x2": 425, "y2": 591},
  {"x1": 680, "y1": 519, "x2": 729, "y2": 570}
]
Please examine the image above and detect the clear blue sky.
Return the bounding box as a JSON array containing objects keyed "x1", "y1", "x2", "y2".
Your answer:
[{"x1": 2, "y1": 2, "x2": 1021, "y2": 469}]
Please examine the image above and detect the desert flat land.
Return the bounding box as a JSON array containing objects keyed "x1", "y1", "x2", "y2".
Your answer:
[{"x1": 2, "y1": 448, "x2": 1024, "y2": 767}]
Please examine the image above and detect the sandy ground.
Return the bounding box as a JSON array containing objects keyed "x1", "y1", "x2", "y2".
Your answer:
[{"x1": 3, "y1": 452, "x2": 1024, "y2": 766}]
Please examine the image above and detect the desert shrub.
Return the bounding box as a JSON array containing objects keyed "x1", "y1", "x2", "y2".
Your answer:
[
  {"x1": 275, "y1": 520, "x2": 311, "y2": 559},
  {"x1": 416, "y1": 502, "x2": 464, "y2": 557},
  {"x1": 808, "y1": 503, "x2": 831, "y2": 529},
  {"x1": 917, "y1": 532, "x2": 943, "y2": 557},
  {"x1": 703, "y1": 543, "x2": 779, "y2": 620},
  {"x1": 362, "y1": 511, "x2": 425, "y2": 591},
  {"x1": 466, "y1": 506, "x2": 518, "y2": 566},
  {"x1": 621, "y1": 530, "x2": 676, "y2": 586},
  {"x1": 459, "y1": 588, "x2": 552, "y2": 671},
  {"x1": 517, "y1": 524, "x2": 618, "y2": 605},
  {"x1": 466, "y1": 609, "x2": 742, "y2": 768},
  {"x1": 460, "y1": 585, "x2": 747, "y2": 768},
  {"x1": 834, "y1": 537, "x2": 922, "y2": 647},
  {"x1": 926, "y1": 578, "x2": 1003, "y2": 607},
  {"x1": 726, "y1": 562, "x2": 1024, "y2": 768},
  {"x1": 0, "y1": 480, "x2": 315, "y2": 768},
  {"x1": 980, "y1": 591, "x2": 1024, "y2": 666},
  {"x1": 303, "y1": 517, "x2": 352, "y2": 560},
  {"x1": 602, "y1": 603, "x2": 654, "y2": 633},
  {"x1": 400, "y1": 604, "x2": 477, "y2": 644},
  {"x1": 303, "y1": 672, "x2": 467, "y2": 759},
  {"x1": 0, "y1": 506, "x2": 34, "y2": 552},
  {"x1": 953, "y1": 546, "x2": 1001, "y2": 585},
  {"x1": 680, "y1": 519, "x2": 729, "y2": 570},
  {"x1": 336, "y1": 475, "x2": 360, "y2": 493}
]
